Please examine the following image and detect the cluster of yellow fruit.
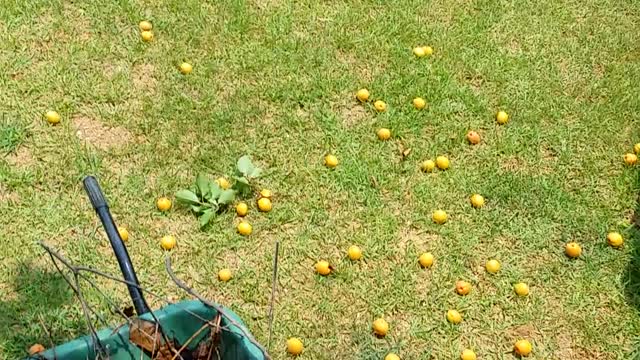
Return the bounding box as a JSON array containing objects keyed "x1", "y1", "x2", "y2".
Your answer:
[
  {"x1": 623, "y1": 143, "x2": 640, "y2": 165},
  {"x1": 420, "y1": 156, "x2": 449, "y2": 172},
  {"x1": 116, "y1": 196, "x2": 174, "y2": 252},
  {"x1": 384, "y1": 340, "x2": 532, "y2": 360},
  {"x1": 235, "y1": 188, "x2": 273, "y2": 238},
  {"x1": 374, "y1": 313, "x2": 532, "y2": 359},
  {"x1": 412, "y1": 45, "x2": 434, "y2": 58},
  {"x1": 117, "y1": 183, "x2": 274, "y2": 283},
  {"x1": 285, "y1": 245, "x2": 363, "y2": 355},
  {"x1": 355, "y1": 88, "x2": 427, "y2": 115},
  {"x1": 328, "y1": 89, "x2": 509, "y2": 179},
  {"x1": 563, "y1": 231, "x2": 624, "y2": 261},
  {"x1": 312, "y1": 91, "x2": 515, "y2": 359},
  {"x1": 116, "y1": 196, "x2": 171, "y2": 246},
  {"x1": 139, "y1": 20, "x2": 154, "y2": 42},
  {"x1": 417, "y1": 254, "x2": 531, "y2": 359},
  {"x1": 314, "y1": 243, "x2": 365, "y2": 277},
  {"x1": 299, "y1": 219, "x2": 538, "y2": 359},
  {"x1": 137, "y1": 20, "x2": 192, "y2": 75}
]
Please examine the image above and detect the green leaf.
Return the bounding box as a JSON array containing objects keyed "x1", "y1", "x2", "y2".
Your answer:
[
  {"x1": 233, "y1": 176, "x2": 250, "y2": 185},
  {"x1": 175, "y1": 190, "x2": 200, "y2": 205},
  {"x1": 209, "y1": 182, "x2": 222, "y2": 199},
  {"x1": 218, "y1": 189, "x2": 236, "y2": 205},
  {"x1": 190, "y1": 204, "x2": 204, "y2": 213},
  {"x1": 199, "y1": 209, "x2": 215, "y2": 228},
  {"x1": 249, "y1": 167, "x2": 262, "y2": 178},
  {"x1": 237, "y1": 155, "x2": 255, "y2": 177},
  {"x1": 196, "y1": 174, "x2": 210, "y2": 199},
  {"x1": 232, "y1": 177, "x2": 251, "y2": 196}
]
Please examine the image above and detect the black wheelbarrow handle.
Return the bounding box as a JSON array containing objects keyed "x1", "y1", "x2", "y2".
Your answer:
[{"x1": 83, "y1": 176, "x2": 150, "y2": 315}]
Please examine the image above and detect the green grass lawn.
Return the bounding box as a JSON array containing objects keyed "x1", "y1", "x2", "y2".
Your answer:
[{"x1": 2, "y1": 0, "x2": 640, "y2": 358}]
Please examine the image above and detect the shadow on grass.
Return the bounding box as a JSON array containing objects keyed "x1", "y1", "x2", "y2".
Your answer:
[{"x1": 0, "y1": 261, "x2": 78, "y2": 358}]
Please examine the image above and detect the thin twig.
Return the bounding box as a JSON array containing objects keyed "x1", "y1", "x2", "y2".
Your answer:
[
  {"x1": 213, "y1": 314, "x2": 222, "y2": 344},
  {"x1": 40, "y1": 242, "x2": 250, "y2": 360},
  {"x1": 207, "y1": 342, "x2": 214, "y2": 360},
  {"x1": 43, "y1": 243, "x2": 167, "y2": 328},
  {"x1": 77, "y1": 273, "x2": 179, "y2": 359},
  {"x1": 42, "y1": 242, "x2": 220, "y2": 330},
  {"x1": 49, "y1": 253, "x2": 108, "y2": 325},
  {"x1": 73, "y1": 253, "x2": 229, "y2": 332},
  {"x1": 73, "y1": 272, "x2": 106, "y2": 357},
  {"x1": 46, "y1": 249, "x2": 110, "y2": 350},
  {"x1": 151, "y1": 321, "x2": 159, "y2": 360},
  {"x1": 267, "y1": 240, "x2": 280, "y2": 349},
  {"x1": 40, "y1": 242, "x2": 181, "y2": 359},
  {"x1": 46, "y1": 245, "x2": 129, "y2": 325},
  {"x1": 170, "y1": 323, "x2": 209, "y2": 360},
  {"x1": 164, "y1": 255, "x2": 271, "y2": 359},
  {"x1": 206, "y1": 314, "x2": 222, "y2": 360},
  {"x1": 38, "y1": 315, "x2": 57, "y2": 359}
]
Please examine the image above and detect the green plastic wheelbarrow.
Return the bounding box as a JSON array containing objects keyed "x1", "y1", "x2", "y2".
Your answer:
[{"x1": 27, "y1": 176, "x2": 269, "y2": 360}]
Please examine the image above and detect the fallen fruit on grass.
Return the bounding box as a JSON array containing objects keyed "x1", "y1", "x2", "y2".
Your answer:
[
  {"x1": 514, "y1": 282, "x2": 529, "y2": 296},
  {"x1": 259, "y1": 189, "x2": 272, "y2": 199},
  {"x1": 634, "y1": 143, "x2": 640, "y2": 154},
  {"x1": 374, "y1": 100, "x2": 387, "y2": 112},
  {"x1": 419, "y1": 252, "x2": 434, "y2": 268},
  {"x1": 141, "y1": 31, "x2": 153, "y2": 42},
  {"x1": 29, "y1": 344, "x2": 45, "y2": 355},
  {"x1": 466, "y1": 131, "x2": 480, "y2": 144},
  {"x1": 624, "y1": 153, "x2": 638, "y2": 165},
  {"x1": 413, "y1": 97, "x2": 427, "y2": 110},
  {"x1": 514, "y1": 339, "x2": 532, "y2": 357},
  {"x1": 485, "y1": 259, "x2": 501, "y2": 274},
  {"x1": 44, "y1": 110, "x2": 61, "y2": 124},
  {"x1": 257, "y1": 197, "x2": 272, "y2": 212},
  {"x1": 315, "y1": 260, "x2": 331, "y2": 275},
  {"x1": 179, "y1": 62, "x2": 192, "y2": 74},
  {"x1": 565, "y1": 242, "x2": 582, "y2": 258},
  {"x1": 377, "y1": 128, "x2": 391, "y2": 140},
  {"x1": 372, "y1": 318, "x2": 389, "y2": 336},
  {"x1": 237, "y1": 221, "x2": 252, "y2": 236},
  {"x1": 218, "y1": 269, "x2": 232, "y2": 282},
  {"x1": 607, "y1": 231, "x2": 623, "y2": 248},
  {"x1": 216, "y1": 177, "x2": 231, "y2": 190},
  {"x1": 156, "y1": 197, "x2": 172, "y2": 212},
  {"x1": 139, "y1": 20, "x2": 152, "y2": 31},
  {"x1": 470, "y1": 194, "x2": 485, "y2": 208},
  {"x1": 118, "y1": 226, "x2": 129, "y2": 242},
  {"x1": 286, "y1": 337, "x2": 304, "y2": 355},
  {"x1": 236, "y1": 202, "x2": 248, "y2": 217},
  {"x1": 432, "y1": 210, "x2": 448, "y2": 224},
  {"x1": 160, "y1": 235, "x2": 177, "y2": 250},
  {"x1": 446, "y1": 310, "x2": 462, "y2": 324},
  {"x1": 413, "y1": 46, "x2": 426, "y2": 57},
  {"x1": 436, "y1": 156, "x2": 449, "y2": 170},
  {"x1": 356, "y1": 88, "x2": 370, "y2": 102},
  {"x1": 348, "y1": 245, "x2": 362, "y2": 260},
  {"x1": 324, "y1": 154, "x2": 338, "y2": 168},
  {"x1": 421, "y1": 160, "x2": 436, "y2": 172},
  {"x1": 455, "y1": 281, "x2": 471, "y2": 295},
  {"x1": 461, "y1": 349, "x2": 476, "y2": 360},
  {"x1": 496, "y1": 111, "x2": 509, "y2": 125},
  {"x1": 385, "y1": 353, "x2": 400, "y2": 360},
  {"x1": 422, "y1": 46, "x2": 434, "y2": 56}
]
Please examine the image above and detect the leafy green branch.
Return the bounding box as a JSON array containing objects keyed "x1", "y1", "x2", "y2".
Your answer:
[
  {"x1": 233, "y1": 155, "x2": 262, "y2": 196},
  {"x1": 176, "y1": 155, "x2": 262, "y2": 228}
]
